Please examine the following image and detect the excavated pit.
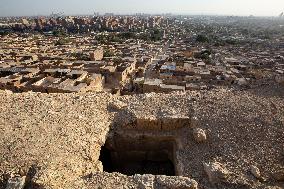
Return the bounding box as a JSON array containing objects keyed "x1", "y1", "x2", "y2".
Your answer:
[{"x1": 99, "y1": 133, "x2": 177, "y2": 176}]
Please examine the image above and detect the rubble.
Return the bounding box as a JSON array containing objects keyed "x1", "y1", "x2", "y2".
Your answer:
[
  {"x1": 108, "y1": 100, "x2": 128, "y2": 111},
  {"x1": 5, "y1": 176, "x2": 26, "y2": 189},
  {"x1": 250, "y1": 165, "x2": 262, "y2": 179},
  {"x1": 192, "y1": 128, "x2": 207, "y2": 142},
  {"x1": 203, "y1": 161, "x2": 230, "y2": 184},
  {"x1": 155, "y1": 175, "x2": 198, "y2": 189}
]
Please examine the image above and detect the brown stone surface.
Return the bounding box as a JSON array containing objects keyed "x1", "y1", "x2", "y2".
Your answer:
[
  {"x1": 0, "y1": 91, "x2": 113, "y2": 188},
  {"x1": 0, "y1": 84, "x2": 283, "y2": 189}
]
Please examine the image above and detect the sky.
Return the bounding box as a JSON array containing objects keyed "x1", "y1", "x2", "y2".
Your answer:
[{"x1": 0, "y1": 0, "x2": 284, "y2": 17}]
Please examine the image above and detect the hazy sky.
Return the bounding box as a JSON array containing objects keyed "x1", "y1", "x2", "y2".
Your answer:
[{"x1": 0, "y1": 0, "x2": 283, "y2": 17}]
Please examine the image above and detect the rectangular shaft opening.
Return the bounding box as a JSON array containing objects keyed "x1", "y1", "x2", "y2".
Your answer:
[{"x1": 99, "y1": 134, "x2": 177, "y2": 176}]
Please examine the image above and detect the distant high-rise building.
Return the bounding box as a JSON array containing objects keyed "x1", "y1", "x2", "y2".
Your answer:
[
  {"x1": 35, "y1": 17, "x2": 46, "y2": 29},
  {"x1": 105, "y1": 13, "x2": 114, "y2": 16}
]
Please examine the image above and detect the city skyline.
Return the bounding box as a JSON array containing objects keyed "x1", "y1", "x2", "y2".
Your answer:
[{"x1": 0, "y1": 0, "x2": 284, "y2": 17}]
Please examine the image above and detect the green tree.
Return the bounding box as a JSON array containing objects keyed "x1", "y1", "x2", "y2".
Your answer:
[
  {"x1": 55, "y1": 38, "x2": 71, "y2": 46},
  {"x1": 103, "y1": 49, "x2": 115, "y2": 57},
  {"x1": 53, "y1": 29, "x2": 67, "y2": 37},
  {"x1": 196, "y1": 35, "x2": 209, "y2": 43},
  {"x1": 0, "y1": 30, "x2": 10, "y2": 36}
]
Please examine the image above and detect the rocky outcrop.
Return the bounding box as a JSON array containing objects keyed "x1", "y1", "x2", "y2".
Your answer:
[
  {"x1": 203, "y1": 161, "x2": 230, "y2": 184},
  {"x1": 192, "y1": 128, "x2": 207, "y2": 142},
  {"x1": 250, "y1": 165, "x2": 262, "y2": 179},
  {"x1": 5, "y1": 176, "x2": 26, "y2": 189},
  {"x1": 0, "y1": 86, "x2": 283, "y2": 189}
]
